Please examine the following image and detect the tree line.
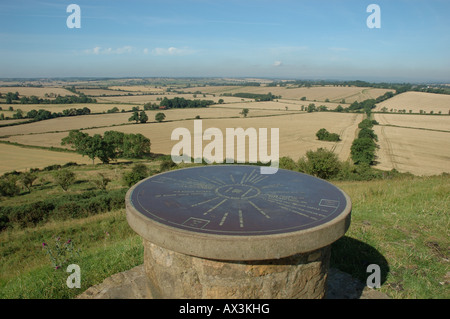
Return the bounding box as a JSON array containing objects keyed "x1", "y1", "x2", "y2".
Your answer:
[
  {"x1": 61, "y1": 130, "x2": 151, "y2": 164},
  {"x1": 1, "y1": 107, "x2": 91, "y2": 122},
  {"x1": 1, "y1": 91, "x2": 96, "y2": 104},
  {"x1": 350, "y1": 118, "x2": 379, "y2": 166},
  {"x1": 159, "y1": 97, "x2": 214, "y2": 109},
  {"x1": 221, "y1": 92, "x2": 281, "y2": 101}
]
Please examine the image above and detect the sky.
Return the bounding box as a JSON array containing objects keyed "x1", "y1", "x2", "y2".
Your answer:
[{"x1": 0, "y1": 0, "x2": 449, "y2": 82}]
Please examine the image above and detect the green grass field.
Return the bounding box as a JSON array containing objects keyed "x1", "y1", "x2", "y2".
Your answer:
[{"x1": 0, "y1": 162, "x2": 448, "y2": 299}]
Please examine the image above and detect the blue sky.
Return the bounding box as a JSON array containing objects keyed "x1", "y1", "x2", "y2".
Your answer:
[{"x1": 0, "y1": 0, "x2": 449, "y2": 82}]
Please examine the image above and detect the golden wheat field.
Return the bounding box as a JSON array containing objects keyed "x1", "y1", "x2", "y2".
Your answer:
[
  {"x1": 214, "y1": 100, "x2": 347, "y2": 111},
  {"x1": 108, "y1": 86, "x2": 165, "y2": 93},
  {"x1": 0, "y1": 108, "x2": 294, "y2": 137},
  {"x1": 374, "y1": 92, "x2": 450, "y2": 114},
  {"x1": 95, "y1": 93, "x2": 252, "y2": 104},
  {"x1": 76, "y1": 89, "x2": 136, "y2": 96},
  {"x1": 374, "y1": 113, "x2": 450, "y2": 132},
  {"x1": 1, "y1": 82, "x2": 449, "y2": 177},
  {"x1": 2, "y1": 112, "x2": 362, "y2": 165},
  {"x1": 0, "y1": 87, "x2": 74, "y2": 98},
  {"x1": 373, "y1": 125, "x2": 450, "y2": 176},
  {"x1": 0, "y1": 143, "x2": 92, "y2": 175},
  {"x1": 0, "y1": 103, "x2": 138, "y2": 115},
  {"x1": 178, "y1": 85, "x2": 394, "y2": 103}
]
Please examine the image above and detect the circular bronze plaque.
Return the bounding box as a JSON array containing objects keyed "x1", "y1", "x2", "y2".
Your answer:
[{"x1": 128, "y1": 165, "x2": 349, "y2": 236}]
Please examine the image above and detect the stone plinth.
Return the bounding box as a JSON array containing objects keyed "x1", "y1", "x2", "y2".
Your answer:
[
  {"x1": 126, "y1": 165, "x2": 351, "y2": 299},
  {"x1": 144, "y1": 241, "x2": 330, "y2": 299}
]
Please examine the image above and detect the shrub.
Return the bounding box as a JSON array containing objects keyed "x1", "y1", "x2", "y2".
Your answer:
[
  {"x1": 43, "y1": 164, "x2": 62, "y2": 171},
  {"x1": 122, "y1": 164, "x2": 149, "y2": 187},
  {"x1": 21, "y1": 171, "x2": 37, "y2": 192},
  {"x1": 316, "y1": 128, "x2": 341, "y2": 142},
  {"x1": 92, "y1": 173, "x2": 111, "y2": 190},
  {"x1": 298, "y1": 148, "x2": 341, "y2": 180},
  {"x1": 9, "y1": 201, "x2": 54, "y2": 227},
  {"x1": 159, "y1": 159, "x2": 177, "y2": 172},
  {"x1": 279, "y1": 156, "x2": 298, "y2": 171},
  {"x1": 53, "y1": 202, "x2": 83, "y2": 220},
  {"x1": 0, "y1": 175, "x2": 20, "y2": 197},
  {"x1": 53, "y1": 169, "x2": 76, "y2": 191}
]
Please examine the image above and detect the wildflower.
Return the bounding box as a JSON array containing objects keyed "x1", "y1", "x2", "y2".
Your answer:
[{"x1": 42, "y1": 242, "x2": 47, "y2": 247}]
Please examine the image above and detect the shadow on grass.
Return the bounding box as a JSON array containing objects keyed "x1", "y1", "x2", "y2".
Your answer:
[{"x1": 330, "y1": 236, "x2": 389, "y2": 288}]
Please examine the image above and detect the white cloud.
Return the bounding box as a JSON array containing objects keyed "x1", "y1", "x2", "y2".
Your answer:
[
  {"x1": 273, "y1": 61, "x2": 283, "y2": 67},
  {"x1": 151, "y1": 47, "x2": 193, "y2": 56},
  {"x1": 84, "y1": 46, "x2": 134, "y2": 55}
]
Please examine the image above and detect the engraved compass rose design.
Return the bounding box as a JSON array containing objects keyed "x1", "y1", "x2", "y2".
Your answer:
[{"x1": 130, "y1": 165, "x2": 348, "y2": 236}]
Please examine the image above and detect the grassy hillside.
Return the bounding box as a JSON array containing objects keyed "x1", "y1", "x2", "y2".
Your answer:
[{"x1": 0, "y1": 162, "x2": 448, "y2": 299}]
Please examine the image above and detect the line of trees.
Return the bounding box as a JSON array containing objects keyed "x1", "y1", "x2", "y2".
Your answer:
[
  {"x1": 1, "y1": 91, "x2": 96, "y2": 104},
  {"x1": 350, "y1": 119, "x2": 379, "y2": 165},
  {"x1": 221, "y1": 92, "x2": 281, "y2": 101},
  {"x1": 4, "y1": 107, "x2": 91, "y2": 121},
  {"x1": 159, "y1": 97, "x2": 214, "y2": 109},
  {"x1": 61, "y1": 130, "x2": 151, "y2": 164}
]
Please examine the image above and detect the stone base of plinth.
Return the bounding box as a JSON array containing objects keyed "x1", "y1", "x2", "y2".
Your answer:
[{"x1": 143, "y1": 240, "x2": 331, "y2": 299}]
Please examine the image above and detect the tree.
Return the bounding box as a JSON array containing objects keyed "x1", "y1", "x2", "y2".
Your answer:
[
  {"x1": 240, "y1": 108, "x2": 249, "y2": 117},
  {"x1": 139, "y1": 111, "x2": 148, "y2": 123},
  {"x1": 218, "y1": 99, "x2": 224, "y2": 104},
  {"x1": 122, "y1": 133, "x2": 151, "y2": 158},
  {"x1": 129, "y1": 111, "x2": 140, "y2": 124},
  {"x1": 103, "y1": 130, "x2": 125, "y2": 160},
  {"x1": 91, "y1": 134, "x2": 115, "y2": 164},
  {"x1": 54, "y1": 169, "x2": 76, "y2": 192},
  {"x1": 307, "y1": 103, "x2": 316, "y2": 113},
  {"x1": 155, "y1": 112, "x2": 166, "y2": 122},
  {"x1": 61, "y1": 130, "x2": 97, "y2": 164}
]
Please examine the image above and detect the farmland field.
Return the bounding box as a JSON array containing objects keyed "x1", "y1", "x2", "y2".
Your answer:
[
  {"x1": 374, "y1": 113, "x2": 450, "y2": 132},
  {"x1": 95, "y1": 93, "x2": 252, "y2": 105},
  {"x1": 1, "y1": 82, "x2": 449, "y2": 177},
  {"x1": 374, "y1": 92, "x2": 450, "y2": 114},
  {"x1": 0, "y1": 103, "x2": 138, "y2": 115},
  {"x1": 374, "y1": 125, "x2": 450, "y2": 176},
  {"x1": 0, "y1": 87, "x2": 74, "y2": 98},
  {"x1": 0, "y1": 107, "x2": 295, "y2": 137},
  {"x1": 178, "y1": 85, "x2": 394, "y2": 103},
  {"x1": 0, "y1": 143, "x2": 91, "y2": 175},
  {"x1": 1, "y1": 112, "x2": 362, "y2": 165}
]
